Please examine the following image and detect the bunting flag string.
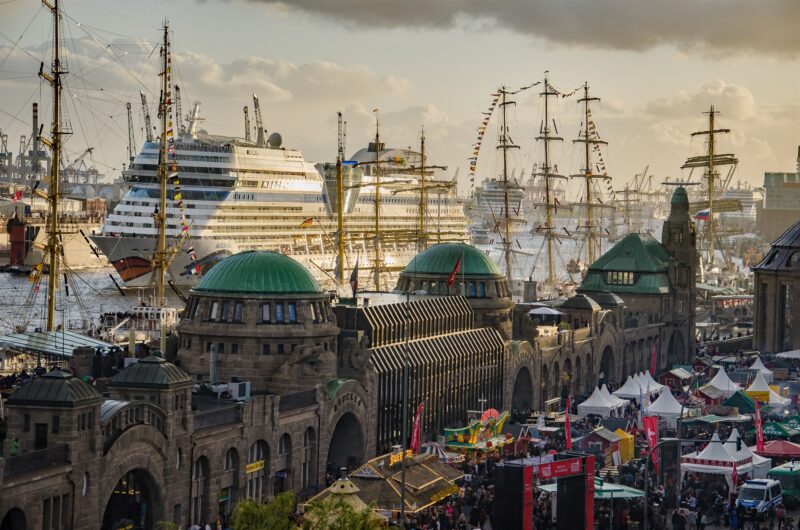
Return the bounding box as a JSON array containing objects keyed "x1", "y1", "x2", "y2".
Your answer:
[{"x1": 467, "y1": 92, "x2": 501, "y2": 193}]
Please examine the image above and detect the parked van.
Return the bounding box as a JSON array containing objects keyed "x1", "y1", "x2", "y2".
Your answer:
[{"x1": 736, "y1": 479, "x2": 783, "y2": 519}]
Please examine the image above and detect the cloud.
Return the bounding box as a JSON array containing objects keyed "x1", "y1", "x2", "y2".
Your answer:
[
  {"x1": 254, "y1": 0, "x2": 800, "y2": 56},
  {"x1": 643, "y1": 80, "x2": 758, "y2": 121}
]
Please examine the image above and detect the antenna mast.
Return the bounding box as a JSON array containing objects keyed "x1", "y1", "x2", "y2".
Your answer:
[
  {"x1": 39, "y1": 0, "x2": 68, "y2": 331},
  {"x1": 496, "y1": 87, "x2": 520, "y2": 283},
  {"x1": 126, "y1": 102, "x2": 136, "y2": 163},
  {"x1": 535, "y1": 73, "x2": 566, "y2": 287},
  {"x1": 140, "y1": 91, "x2": 153, "y2": 143},
  {"x1": 572, "y1": 82, "x2": 611, "y2": 265}
]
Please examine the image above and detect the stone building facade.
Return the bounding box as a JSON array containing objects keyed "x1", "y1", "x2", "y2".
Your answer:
[
  {"x1": 753, "y1": 220, "x2": 800, "y2": 353},
  {"x1": 0, "y1": 208, "x2": 697, "y2": 529}
]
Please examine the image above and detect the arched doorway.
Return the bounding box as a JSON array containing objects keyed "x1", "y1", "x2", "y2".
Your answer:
[
  {"x1": 540, "y1": 364, "x2": 550, "y2": 406},
  {"x1": 575, "y1": 356, "x2": 583, "y2": 395},
  {"x1": 102, "y1": 469, "x2": 161, "y2": 530},
  {"x1": 600, "y1": 346, "x2": 615, "y2": 386},
  {"x1": 328, "y1": 413, "x2": 364, "y2": 475},
  {"x1": 511, "y1": 367, "x2": 534, "y2": 413},
  {"x1": 275, "y1": 433, "x2": 292, "y2": 495},
  {"x1": 0, "y1": 508, "x2": 26, "y2": 530}
]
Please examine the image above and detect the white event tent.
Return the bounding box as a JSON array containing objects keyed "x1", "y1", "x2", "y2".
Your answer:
[
  {"x1": 681, "y1": 433, "x2": 752, "y2": 489},
  {"x1": 601, "y1": 384, "x2": 628, "y2": 409},
  {"x1": 641, "y1": 371, "x2": 664, "y2": 392},
  {"x1": 746, "y1": 371, "x2": 790, "y2": 408},
  {"x1": 749, "y1": 357, "x2": 774, "y2": 384},
  {"x1": 577, "y1": 387, "x2": 620, "y2": 418},
  {"x1": 706, "y1": 367, "x2": 740, "y2": 398},
  {"x1": 724, "y1": 429, "x2": 771, "y2": 479},
  {"x1": 613, "y1": 375, "x2": 660, "y2": 400},
  {"x1": 646, "y1": 388, "x2": 684, "y2": 424}
]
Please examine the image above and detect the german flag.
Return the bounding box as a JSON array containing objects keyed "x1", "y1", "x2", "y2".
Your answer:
[{"x1": 299, "y1": 218, "x2": 314, "y2": 228}]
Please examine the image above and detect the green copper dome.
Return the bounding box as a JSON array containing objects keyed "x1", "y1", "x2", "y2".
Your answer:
[
  {"x1": 403, "y1": 243, "x2": 502, "y2": 277},
  {"x1": 194, "y1": 251, "x2": 323, "y2": 294},
  {"x1": 671, "y1": 186, "x2": 689, "y2": 205}
]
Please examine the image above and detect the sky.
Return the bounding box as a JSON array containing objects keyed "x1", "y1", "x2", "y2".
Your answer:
[{"x1": 1, "y1": 0, "x2": 799, "y2": 198}]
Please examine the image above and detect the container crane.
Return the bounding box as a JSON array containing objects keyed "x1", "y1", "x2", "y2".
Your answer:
[{"x1": 140, "y1": 91, "x2": 153, "y2": 142}]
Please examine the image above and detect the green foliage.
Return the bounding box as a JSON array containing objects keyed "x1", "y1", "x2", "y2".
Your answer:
[
  {"x1": 302, "y1": 497, "x2": 390, "y2": 530},
  {"x1": 155, "y1": 522, "x2": 180, "y2": 530},
  {"x1": 230, "y1": 492, "x2": 298, "y2": 530}
]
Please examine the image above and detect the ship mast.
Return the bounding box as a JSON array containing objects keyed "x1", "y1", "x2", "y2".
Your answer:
[
  {"x1": 682, "y1": 105, "x2": 734, "y2": 267},
  {"x1": 154, "y1": 23, "x2": 170, "y2": 351},
  {"x1": 336, "y1": 111, "x2": 346, "y2": 285},
  {"x1": 373, "y1": 110, "x2": 383, "y2": 291},
  {"x1": 418, "y1": 127, "x2": 427, "y2": 252},
  {"x1": 535, "y1": 73, "x2": 565, "y2": 286},
  {"x1": 572, "y1": 82, "x2": 610, "y2": 265},
  {"x1": 496, "y1": 87, "x2": 519, "y2": 283},
  {"x1": 40, "y1": 0, "x2": 66, "y2": 331}
]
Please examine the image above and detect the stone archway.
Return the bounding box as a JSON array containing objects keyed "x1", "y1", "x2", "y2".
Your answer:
[
  {"x1": 575, "y1": 356, "x2": 583, "y2": 395},
  {"x1": 327, "y1": 412, "x2": 365, "y2": 475},
  {"x1": 0, "y1": 508, "x2": 26, "y2": 530},
  {"x1": 600, "y1": 346, "x2": 615, "y2": 386},
  {"x1": 511, "y1": 367, "x2": 534, "y2": 413},
  {"x1": 102, "y1": 468, "x2": 163, "y2": 530}
]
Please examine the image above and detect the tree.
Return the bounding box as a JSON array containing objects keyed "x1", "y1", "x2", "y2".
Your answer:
[
  {"x1": 302, "y1": 497, "x2": 393, "y2": 530},
  {"x1": 230, "y1": 492, "x2": 298, "y2": 530}
]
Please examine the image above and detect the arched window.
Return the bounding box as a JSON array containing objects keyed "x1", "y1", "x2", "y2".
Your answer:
[
  {"x1": 302, "y1": 428, "x2": 317, "y2": 490},
  {"x1": 275, "y1": 433, "x2": 293, "y2": 495},
  {"x1": 191, "y1": 456, "x2": 210, "y2": 525},
  {"x1": 247, "y1": 440, "x2": 269, "y2": 501}
]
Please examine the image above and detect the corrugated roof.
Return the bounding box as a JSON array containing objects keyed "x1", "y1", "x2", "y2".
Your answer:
[
  {"x1": 109, "y1": 355, "x2": 192, "y2": 388},
  {"x1": 9, "y1": 369, "x2": 102, "y2": 407},
  {"x1": 0, "y1": 330, "x2": 113, "y2": 358},
  {"x1": 193, "y1": 251, "x2": 323, "y2": 294},
  {"x1": 100, "y1": 399, "x2": 130, "y2": 424}
]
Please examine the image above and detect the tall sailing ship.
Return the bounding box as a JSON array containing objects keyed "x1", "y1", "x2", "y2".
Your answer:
[{"x1": 91, "y1": 103, "x2": 469, "y2": 290}]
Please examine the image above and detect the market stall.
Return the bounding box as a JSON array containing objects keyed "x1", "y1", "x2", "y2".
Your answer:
[
  {"x1": 601, "y1": 384, "x2": 629, "y2": 410},
  {"x1": 706, "y1": 367, "x2": 740, "y2": 398},
  {"x1": 681, "y1": 433, "x2": 752, "y2": 489},
  {"x1": 724, "y1": 429, "x2": 771, "y2": 479},
  {"x1": 577, "y1": 387, "x2": 620, "y2": 418},
  {"x1": 754, "y1": 440, "x2": 800, "y2": 462},
  {"x1": 745, "y1": 371, "x2": 790, "y2": 409},
  {"x1": 749, "y1": 357, "x2": 774, "y2": 384},
  {"x1": 646, "y1": 388, "x2": 684, "y2": 426}
]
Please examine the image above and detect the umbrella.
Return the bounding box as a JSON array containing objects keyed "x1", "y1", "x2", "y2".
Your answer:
[{"x1": 528, "y1": 307, "x2": 564, "y2": 316}]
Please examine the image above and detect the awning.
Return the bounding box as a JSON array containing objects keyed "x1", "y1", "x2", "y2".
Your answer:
[
  {"x1": 0, "y1": 330, "x2": 113, "y2": 358},
  {"x1": 538, "y1": 479, "x2": 644, "y2": 499},
  {"x1": 777, "y1": 349, "x2": 800, "y2": 360},
  {"x1": 528, "y1": 307, "x2": 564, "y2": 317}
]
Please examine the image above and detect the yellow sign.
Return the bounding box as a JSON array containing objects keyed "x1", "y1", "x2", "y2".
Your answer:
[
  {"x1": 389, "y1": 449, "x2": 413, "y2": 466},
  {"x1": 430, "y1": 484, "x2": 459, "y2": 503},
  {"x1": 245, "y1": 460, "x2": 264, "y2": 474}
]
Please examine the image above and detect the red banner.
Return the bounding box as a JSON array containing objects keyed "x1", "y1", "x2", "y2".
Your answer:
[
  {"x1": 523, "y1": 464, "x2": 534, "y2": 530},
  {"x1": 565, "y1": 396, "x2": 572, "y2": 450},
  {"x1": 410, "y1": 402, "x2": 424, "y2": 453},
  {"x1": 755, "y1": 399, "x2": 765, "y2": 453},
  {"x1": 585, "y1": 457, "x2": 595, "y2": 530},
  {"x1": 642, "y1": 415, "x2": 660, "y2": 474},
  {"x1": 649, "y1": 342, "x2": 658, "y2": 376},
  {"x1": 536, "y1": 457, "x2": 583, "y2": 480}
]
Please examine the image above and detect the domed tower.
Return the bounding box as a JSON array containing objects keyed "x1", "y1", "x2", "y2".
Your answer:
[
  {"x1": 177, "y1": 251, "x2": 339, "y2": 394},
  {"x1": 661, "y1": 186, "x2": 697, "y2": 363},
  {"x1": 395, "y1": 243, "x2": 513, "y2": 338}
]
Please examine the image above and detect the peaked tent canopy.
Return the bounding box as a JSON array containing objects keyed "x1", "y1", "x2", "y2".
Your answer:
[
  {"x1": 614, "y1": 376, "x2": 647, "y2": 400},
  {"x1": 578, "y1": 387, "x2": 619, "y2": 418},
  {"x1": 646, "y1": 388, "x2": 683, "y2": 419},
  {"x1": 641, "y1": 371, "x2": 665, "y2": 392},
  {"x1": 681, "y1": 433, "x2": 753, "y2": 488},
  {"x1": 746, "y1": 371, "x2": 789, "y2": 406},
  {"x1": 724, "y1": 429, "x2": 771, "y2": 478},
  {"x1": 707, "y1": 367, "x2": 740, "y2": 398},
  {"x1": 601, "y1": 384, "x2": 628, "y2": 408},
  {"x1": 749, "y1": 357, "x2": 774, "y2": 384},
  {"x1": 722, "y1": 391, "x2": 757, "y2": 414}
]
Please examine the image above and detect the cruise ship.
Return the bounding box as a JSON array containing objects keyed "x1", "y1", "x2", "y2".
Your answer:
[
  {"x1": 467, "y1": 178, "x2": 527, "y2": 240},
  {"x1": 90, "y1": 114, "x2": 470, "y2": 291}
]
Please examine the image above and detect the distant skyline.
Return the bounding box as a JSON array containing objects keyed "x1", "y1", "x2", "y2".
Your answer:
[{"x1": 1, "y1": 0, "x2": 799, "y2": 196}]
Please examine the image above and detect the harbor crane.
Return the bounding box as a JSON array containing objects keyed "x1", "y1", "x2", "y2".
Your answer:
[
  {"x1": 140, "y1": 91, "x2": 154, "y2": 142},
  {"x1": 253, "y1": 94, "x2": 266, "y2": 146}
]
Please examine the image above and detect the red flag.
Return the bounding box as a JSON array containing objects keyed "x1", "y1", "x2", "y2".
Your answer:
[
  {"x1": 447, "y1": 256, "x2": 461, "y2": 287},
  {"x1": 642, "y1": 416, "x2": 660, "y2": 474},
  {"x1": 755, "y1": 399, "x2": 765, "y2": 452},
  {"x1": 410, "y1": 402, "x2": 424, "y2": 453},
  {"x1": 564, "y1": 396, "x2": 572, "y2": 450},
  {"x1": 12, "y1": 190, "x2": 22, "y2": 203},
  {"x1": 649, "y1": 342, "x2": 658, "y2": 376}
]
